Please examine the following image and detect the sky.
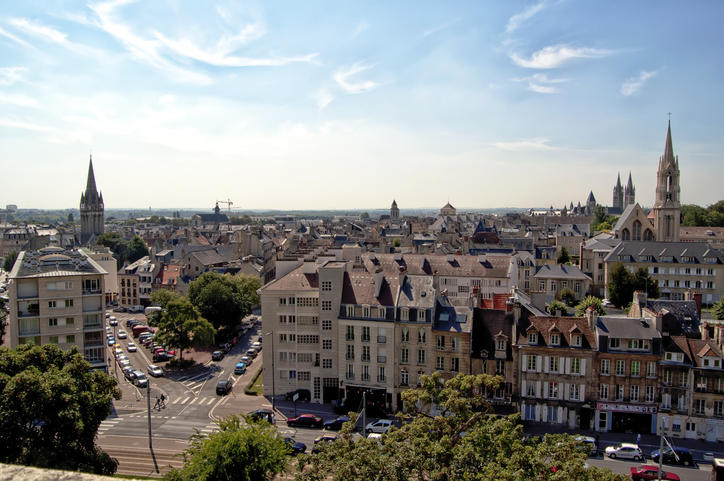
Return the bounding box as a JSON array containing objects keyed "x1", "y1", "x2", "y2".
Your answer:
[{"x1": 0, "y1": 0, "x2": 722, "y2": 211}]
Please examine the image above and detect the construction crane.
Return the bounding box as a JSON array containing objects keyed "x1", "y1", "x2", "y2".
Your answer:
[{"x1": 217, "y1": 198, "x2": 233, "y2": 215}]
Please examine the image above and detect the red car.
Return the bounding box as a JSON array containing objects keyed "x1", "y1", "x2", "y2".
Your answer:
[
  {"x1": 630, "y1": 465, "x2": 680, "y2": 481},
  {"x1": 286, "y1": 414, "x2": 323, "y2": 428}
]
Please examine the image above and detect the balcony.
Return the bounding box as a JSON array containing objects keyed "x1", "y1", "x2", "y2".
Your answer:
[
  {"x1": 361, "y1": 337, "x2": 370, "y2": 343},
  {"x1": 345, "y1": 354, "x2": 354, "y2": 360},
  {"x1": 361, "y1": 374, "x2": 370, "y2": 381},
  {"x1": 377, "y1": 336, "x2": 386, "y2": 344},
  {"x1": 19, "y1": 329, "x2": 40, "y2": 336},
  {"x1": 82, "y1": 289, "x2": 102, "y2": 296},
  {"x1": 377, "y1": 355, "x2": 387, "y2": 364},
  {"x1": 346, "y1": 373, "x2": 354, "y2": 380},
  {"x1": 377, "y1": 375, "x2": 386, "y2": 383},
  {"x1": 346, "y1": 335, "x2": 354, "y2": 341}
]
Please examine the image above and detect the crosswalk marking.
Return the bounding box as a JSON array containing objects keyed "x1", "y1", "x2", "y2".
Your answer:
[
  {"x1": 206, "y1": 397, "x2": 215, "y2": 405},
  {"x1": 175, "y1": 396, "x2": 189, "y2": 405}
]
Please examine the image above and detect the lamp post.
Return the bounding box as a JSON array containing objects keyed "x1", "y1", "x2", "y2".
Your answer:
[{"x1": 265, "y1": 331, "x2": 275, "y2": 414}]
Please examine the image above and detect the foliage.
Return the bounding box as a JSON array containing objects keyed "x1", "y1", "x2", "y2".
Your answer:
[
  {"x1": 155, "y1": 298, "x2": 215, "y2": 360},
  {"x1": 681, "y1": 201, "x2": 724, "y2": 227},
  {"x1": 556, "y1": 248, "x2": 570, "y2": 264},
  {"x1": 360, "y1": 212, "x2": 370, "y2": 220},
  {"x1": 607, "y1": 263, "x2": 658, "y2": 308},
  {"x1": 97, "y1": 233, "x2": 149, "y2": 268},
  {"x1": 67, "y1": 212, "x2": 74, "y2": 223},
  {"x1": 3, "y1": 250, "x2": 18, "y2": 272},
  {"x1": 393, "y1": 238, "x2": 401, "y2": 248},
  {"x1": 713, "y1": 298, "x2": 724, "y2": 321},
  {"x1": 126, "y1": 235, "x2": 150, "y2": 264},
  {"x1": 559, "y1": 288, "x2": 577, "y2": 307},
  {"x1": 151, "y1": 290, "x2": 183, "y2": 309},
  {"x1": 547, "y1": 300, "x2": 569, "y2": 316},
  {"x1": 295, "y1": 373, "x2": 626, "y2": 481},
  {"x1": 164, "y1": 415, "x2": 288, "y2": 481},
  {"x1": 0, "y1": 297, "x2": 6, "y2": 345},
  {"x1": 0, "y1": 344, "x2": 120, "y2": 474},
  {"x1": 574, "y1": 296, "x2": 606, "y2": 317},
  {"x1": 591, "y1": 206, "x2": 618, "y2": 232},
  {"x1": 244, "y1": 367, "x2": 263, "y2": 395},
  {"x1": 166, "y1": 358, "x2": 196, "y2": 370},
  {"x1": 187, "y1": 273, "x2": 261, "y2": 329}
]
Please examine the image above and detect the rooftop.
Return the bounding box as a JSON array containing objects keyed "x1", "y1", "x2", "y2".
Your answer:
[{"x1": 10, "y1": 247, "x2": 107, "y2": 278}]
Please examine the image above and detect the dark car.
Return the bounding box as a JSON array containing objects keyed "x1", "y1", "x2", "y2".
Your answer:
[
  {"x1": 332, "y1": 399, "x2": 349, "y2": 415},
  {"x1": 211, "y1": 350, "x2": 225, "y2": 361},
  {"x1": 247, "y1": 409, "x2": 275, "y2": 424},
  {"x1": 216, "y1": 378, "x2": 233, "y2": 395},
  {"x1": 323, "y1": 415, "x2": 350, "y2": 431},
  {"x1": 284, "y1": 388, "x2": 311, "y2": 402},
  {"x1": 312, "y1": 434, "x2": 337, "y2": 453},
  {"x1": 153, "y1": 351, "x2": 174, "y2": 362},
  {"x1": 287, "y1": 414, "x2": 323, "y2": 428},
  {"x1": 126, "y1": 319, "x2": 142, "y2": 328},
  {"x1": 284, "y1": 437, "x2": 307, "y2": 455},
  {"x1": 650, "y1": 447, "x2": 694, "y2": 467}
]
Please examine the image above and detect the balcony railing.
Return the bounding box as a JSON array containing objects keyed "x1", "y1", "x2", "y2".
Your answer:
[
  {"x1": 377, "y1": 375, "x2": 386, "y2": 382},
  {"x1": 19, "y1": 329, "x2": 40, "y2": 336},
  {"x1": 345, "y1": 354, "x2": 354, "y2": 360},
  {"x1": 362, "y1": 356, "x2": 370, "y2": 363},
  {"x1": 346, "y1": 335, "x2": 354, "y2": 341},
  {"x1": 377, "y1": 336, "x2": 386, "y2": 344},
  {"x1": 361, "y1": 337, "x2": 370, "y2": 343},
  {"x1": 82, "y1": 289, "x2": 102, "y2": 295},
  {"x1": 361, "y1": 374, "x2": 370, "y2": 381},
  {"x1": 377, "y1": 355, "x2": 387, "y2": 363},
  {"x1": 346, "y1": 373, "x2": 354, "y2": 380}
]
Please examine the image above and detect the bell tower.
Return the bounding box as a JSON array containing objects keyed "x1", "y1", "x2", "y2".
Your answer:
[
  {"x1": 80, "y1": 155, "x2": 105, "y2": 245},
  {"x1": 652, "y1": 121, "x2": 680, "y2": 242}
]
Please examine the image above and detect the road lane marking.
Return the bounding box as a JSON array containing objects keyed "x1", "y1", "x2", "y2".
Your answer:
[
  {"x1": 206, "y1": 397, "x2": 215, "y2": 405},
  {"x1": 175, "y1": 396, "x2": 189, "y2": 404}
]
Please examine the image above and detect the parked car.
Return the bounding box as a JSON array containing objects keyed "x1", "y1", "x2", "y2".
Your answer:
[
  {"x1": 234, "y1": 362, "x2": 247, "y2": 375},
  {"x1": 113, "y1": 306, "x2": 126, "y2": 312},
  {"x1": 105, "y1": 312, "x2": 111, "y2": 318},
  {"x1": 132, "y1": 325, "x2": 151, "y2": 337},
  {"x1": 127, "y1": 342, "x2": 137, "y2": 352},
  {"x1": 365, "y1": 419, "x2": 394, "y2": 434},
  {"x1": 147, "y1": 364, "x2": 164, "y2": 377},
  {"x1": 241, "y1": 355, "x2": 252, "y2": 365},
  {"x1": 211, "y1": 350, "x2": 225, "y2": 361},
  {"x1": 251, "y1": 341, "x2": 262, "y2": 351},
  {"x1": 246, "y1": 348, "x2": 257, "y2": 358},
  {"x1": 284, "y1": 437, "x2": 307, "y2": 455},
  {"x1": 605, "y1": 443, "x2": 643, "y2": 461},
  {"x1": 323, "y1": 415, "x2": 350, "y2": 431},
  {"x1": 122, "y1": 366, "x2": 135, "y2": 380},
  {"x1": 216, "y1": 378, "x2": 233, "y2": 395},
  {"x1": 247, "y1": 409, "x2": 274, "y2": 424},
  {"x1": 287, "y1": 414, "x2": 323, "y2": 428},
  {"x1": 109, "y1": 316, "x2": 118, "y2": 326},
  {"x1": 574, "y1": 435, "x2": 599, "y2": 456},
  {"x1": 602, "y1": 298, "x2": 613, "y2": 307},
  {"x1": 650, "y1": 447, "x2": 694, "y2": 466},
  {"x1": 154, "y1": 351, "x2": 174, "y2": 362},
  {"x1": 630, "y1": 465, "x2": 681, "y2": 481},
  {"x1": 312, "y1": 434, "x2": 337, "y2": 453},
  {"x1": 107, "y1": 337, "x2": 115, "y2": 346},
  {"x1": 284, "y1": 389, "x2": 311, "y2": 402},
  {"x1": 126, "y1": 319, "x2": 141, "y2": 328},
  {"x1": 132, "y1": 370, "x2": 148, "y2": 388},
  {"x1": 117, "y1": 330, "x2": 127, "y2": 339}
]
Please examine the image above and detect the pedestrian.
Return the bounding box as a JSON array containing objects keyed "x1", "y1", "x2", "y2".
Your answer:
[
  {"x1": 154, "y1": 396, "x2": 160, "y2": 410},
  {"x1": 160, "y1": 393, "x2": 166, "y2": 408},
  {"x1": 636, "y1": 433, "x2": 641, "y2": 445}
]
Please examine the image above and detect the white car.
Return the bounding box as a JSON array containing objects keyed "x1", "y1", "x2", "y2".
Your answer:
[
  {"x1": 605, "y1": 443, "x2": 642, "y2": 460},
  {"x1": 127, "y1": 342, "x2": 137, "y2": 352},
  {"x1": 367, "y1": 432, "x2": 383, "y2": 444},
  {"x1": 602, "y1": 299, "x2": 613, "y2": 307},
  {"x1": 119, "y1": 359, "x2": 132, "y2": 369},
  {"x1": 109, "y1": 316, "x2": 118, "y2": 326},
  {"x1": 117, "y1": 330, "x2": 127, "y2": 339},
  {"x1": 147, "y1": 364, "x2": 164, "y2": 377},
  {"x1": 365, "y1": 419, "x2": 393, "y2": 434},
  {"x1": 251, "y1": 341, "x2": 262, "y2": 351}
]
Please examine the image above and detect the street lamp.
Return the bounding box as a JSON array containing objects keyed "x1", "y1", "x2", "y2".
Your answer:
[{"x1": 265, "y1": 331, "x2": 275, "y2": 414}]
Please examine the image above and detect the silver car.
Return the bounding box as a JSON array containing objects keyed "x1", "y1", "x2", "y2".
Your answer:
[{"x1": 604, "y1": 443, "x2": 642, "y2": 461}]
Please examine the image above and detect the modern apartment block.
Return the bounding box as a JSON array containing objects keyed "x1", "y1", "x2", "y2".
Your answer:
[{"x1": 6, "y1": 247, "x2": 107, "y2": 369}]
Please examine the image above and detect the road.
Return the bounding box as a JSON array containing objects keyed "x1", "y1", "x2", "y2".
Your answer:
[{"x1": 589, "y1": 454, "x2": 712, "y2": 480}]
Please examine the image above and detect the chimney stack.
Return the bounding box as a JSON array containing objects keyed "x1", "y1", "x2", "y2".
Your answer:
[
  {"x1": 585, "y1": 306, "x2": 596, "y2": 329},
  {"x1": 701, "y1": 321, "x2": 710, "y2": 341},
  {"x1": 693, "y1": 292, "x2": 703, "y2": 320}
]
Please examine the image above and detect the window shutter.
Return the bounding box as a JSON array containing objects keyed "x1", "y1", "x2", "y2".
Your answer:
[
  {"x1": 543, "y1": 356, "x2": 550, "y2": 373},
  {"x1": 559, "y1": 357, "x2": 564, "y2": 374},
  {"x1": 521, "y1": 354, "x2": 527, "y2": 372},
  {"x1": 580, "y1": 384, "x2": 586, "y2": 401},
  {"x1": 521, "y1": 380, "x2": 527, "y2": 396},
  {"x1": 536, "y1": 381, "x2": 541, "y2": 398},
  {"x1": 581, "y1": 359, "x2": 586, "y2": 376},
  {"x1": 564, "y1": 383, "x2": 570, "y2": 400},
  {"x1": 565, "y1": 357, "x2": 571, "y2": 374},
  {"x1": 536, "y1": 355, "x2": 542, "y2": 373}
]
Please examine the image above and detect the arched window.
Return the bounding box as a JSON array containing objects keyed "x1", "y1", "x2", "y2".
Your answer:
[
  {"x1": 644, "y1": 229, "x2": 654, "y2": 241},
  {"x1": 621, "y1": 228, "x2": 630, "y2": 241},
  {"x1": 633, "y1": 220, "x2": 642, "y2": 241}
]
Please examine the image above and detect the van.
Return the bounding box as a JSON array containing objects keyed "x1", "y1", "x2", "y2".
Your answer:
[
  {"x1": 132, "y1": 325, "x2": 151, "y2": 337},
  {"x1": 145, "y1": 306, "x2": 163, "y2": 316}
]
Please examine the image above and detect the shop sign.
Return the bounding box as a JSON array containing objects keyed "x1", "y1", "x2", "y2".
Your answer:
[{"x1": 596, "y1": 402, "x2": 657, "y2": 414}]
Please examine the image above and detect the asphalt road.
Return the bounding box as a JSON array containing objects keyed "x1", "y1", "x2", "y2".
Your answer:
[{"x1": 589, "y1": 454, "x2": 713, "y2": 480}]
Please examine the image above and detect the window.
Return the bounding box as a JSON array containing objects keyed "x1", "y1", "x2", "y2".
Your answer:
[
  {"x1": 647, "y1": 362, "x2": 656, "y2": 378},
  {"x1": 437, "y1": 336, "x2": 445, "y2": 349},
  {"x1": 322, "y1": 339, "x2": 332, "y2": 350},
  {"x1": 322, "y1": 359, "x2": 332, "y2": 369},
  {"x1": 600, "y1": 383, "x2": 609, "y2": 400},
  {"x1": 528, "y1": 332, "x2": 537, "y2": 344},
  {"x1": 346, "y1": 326, "x2": 354, "y2": 341},
  {"x1": 417, "y1": 309, "x2": 426, "y2": 321},
  {"x1": 715, "y1": 401, "x2": 724, "y2": 417},
  {"x1": 527, "y1": 355, "x2": 537, "y2": 371},
  {"x1": 496, "y1": 359, "x2": 505, "y2": 375},
  {"x1": 279, "y1": 297, "x2": 286, "y2": 305},
  {"x1": 550, "y1": 333, "x2": 560, "y2": 346},
  {"x1": 346, "y1": 345, "x2": 354, "y2": 360},
  {"x1": 377, "y1": 366, "x2": 386, "y2": 382},
  {"x1": 549, "y1": 356, "x2": 559, "y2": 373},
  {"x1": 496, "y1": 339, "x2": 506, "y2": 351},
  {"x1": 570, "y1": 384, "x2": 580, "y2": 401},
  {"x1": 288, "y1": 297, "x2": 295, "y2": 305},
  {"x1": 631, "y1": 361, "x2": 640, "y2": 377},
  {"x1": 48, "y1": 300, "x2": 57, "y2": 308},
  {"x1": 630, "y1": 385, "x2": 639, "y2": 402},
  {"x1": 418, "y1": 329, "x2": 426, "y2": 344},
  {"x1": 436, "y1": 356, "x2": 444, "y2": 370},
  {"x1": 401, "y1": 370, "x2": 409, "y2": 386},
  {"x1": 629, "y1": 339, "x2": 649, "y2": 351},
  {"x1": 346, "y1": 364, "x2": 354, "y2": 379},
  {"x1": 321, "y1": 301, "x2": 332, "y2": 311},
  {"x1": 321, "y1": 281, "x2": 332, "y2": 291},
  {"x1": 574, "y1": 282, "x2": 581, "y2": 293},
  {"x1": 49, "y1": 336, "x2": 58, "y2": 344},
  {"x1": 663, "y1": 369, "x2": 673, "y2": 385},
  {"x1": 571, "y1": 335, "x2": 582, "y2": 347},
  {"x1": 646, "y1": 386, "x2": 655, "y2": 403},
  {"x1": 547, "y1": 382, "x2": 559, "y2": 399},
  {"x1": 48, "y1": 318, "x2": 58, "y2": 327},
  {"x1": 362, "y1": 346, "x2": 370, "y2": 362},
  {"x1": 571, "y1": 358, "x2": 581, "y2": 375},
  {"x1": 362, "y1": 327, "x2": 370, "y2": 342},
  {"x1": 616, "y1": 384, "x2": 624, "y2": 401},
  {"x1": 609, "y1": 338, "x2": 620, "y2": 349},
  {"x1": 680, "y1": 371, "x2": 688, "y2": 388},
  {"x1": 322, "y1": 320, "x2": 332, "y2": 330},
  {"x1": 65, "y1": 335, "x2": 75, "y2": 343},
  {"x1": 362, "y1": 365, "x2": 369, "y2": 381},
  {"x1": 615, "y1": 360, "x2": 625, "y2": 376},
  {"x1": 65, "y1": 299, "x2": 73, "y2": 307},
  {"x1": 346, "y1": 305, "x2": 354, "y2": 317},
  {"x1": 401, "y1": 327, "x2": 409, "y2": 342},
  {"x1": 400, "y1": 308, "x2": 409, "y2": 321},
  {"x1": 600, "y1": 359, "x2": 610, "y2": 376},
  {"x1": 418, "y1": 350, "x2": 426, "y2": 365},
  {"x1": 401, "y1": 348, "x2": 409, "y2": 364},
  {"x1": 695, "y1": 399, "x2": 706, "y2": 415},
  {"x1": 298, "y1": 371, "x2": 310, "y2": 381},
  {"x1": 450, "y1": 358, "x2": 459, "y2": 372},
  {"x1": 289, "y1": 370, "x2": 297, "y2": 379},
  {"x1": 526, "y1": 382, "x2": 536, "y2": 397},
  {"x1": 65, "y1": 317, "x2": 74, "y2": 325}
]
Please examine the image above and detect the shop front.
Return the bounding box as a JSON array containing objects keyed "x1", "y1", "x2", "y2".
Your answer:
[{"x1": 595, "y1": 402, "x2": 657, "y2": 434}]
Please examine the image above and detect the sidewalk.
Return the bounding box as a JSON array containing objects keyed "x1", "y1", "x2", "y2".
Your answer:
[{"x1": 523, "y1": 421, "x2": 724, "y2": 462}]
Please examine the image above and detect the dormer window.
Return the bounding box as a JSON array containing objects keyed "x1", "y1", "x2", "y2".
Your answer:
[
  {"x1": 664, "y1": 352, "x2": 684, "y2": 363},
  {"x1": 496, "y1": 339, "x2": 506, "y2": 351},
  {"x1": 417, "y1": 309, "x2": 426, "y2": 322},
  {"x1": 400, "y1": 308, "x2": 409, "y2": 321},
  {"x1": 704, "y1": 358, "x2": 721, "y2": 368},
  {"x1": 528, "y1": 332, "x2": 538, "y2": 345},
  {"x1": 346, "y1": 305, "x2": 354, "y2": 317},
  {"x1": 571, "y1": 334, "x2": 582, "y2": 347},
  {"x1": 550, "y1": 333, "x2": 560, "y2": 346}
]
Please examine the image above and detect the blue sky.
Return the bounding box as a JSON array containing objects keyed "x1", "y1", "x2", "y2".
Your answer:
[{"x1": 0, "y1": 0, "x2": 722, "y2": 210}]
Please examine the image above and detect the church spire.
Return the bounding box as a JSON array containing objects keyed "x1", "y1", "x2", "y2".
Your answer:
[
  {"x1": 626, "y1": 172, "x2": 633, "y2": 191},
  {"x1": 85, "y1": 155, "x2": 98, "y2": 198},
  {"x1": 663, "y1": 119, "x2": 675, "y2": 168},
  {"x1": 616, "y1": 172, "x2": 622, "y2": 188}
]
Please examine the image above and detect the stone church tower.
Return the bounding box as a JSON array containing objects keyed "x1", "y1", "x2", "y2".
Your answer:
[
  {"x1": 390, "y1": 199, "x2": 399, "y2": 220},
  {"x1": 652, "y1": 121, "x2": 681, "y2": 242},
  {"x1": 612, "y1": 173, "x2": 624, "y2": 210},
  {"x1": 80, "y1": 156, "x2": 104, "y2": 245},
  {"x1": 624, "y1": 172, "x2": 636, "y2": 206}
]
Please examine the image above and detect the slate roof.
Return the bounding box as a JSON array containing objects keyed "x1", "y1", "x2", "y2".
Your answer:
[
  {"x1": 595, "y1": 316, "x2": 662, "y2": 340},
  {"x1": 190, "y1": 249, "x2": 227, "y2": 266},
  {"x1": 471, "y1": 308, "x2": 514, "y2": 360},
  {"x1": 361, "y1": 253, "x2": 511, "y2": 278},
  {"x1": 396, "y1": 275, "x2": 435, "y2": 308},
  {"x1": 605, "y1": 241, "x2": 724, "y2": 264},
  {"x1": 686, "y1": 338, "x2": 724, "y2": 368},
  {"x1": 341, "y1": 271, "x2": 399, "y2": 306},
  {"x1": 534, "y1": 264, "x2": 591, "y2": 280},
  {"x1": 645, "y1": 299, "x2": 700, "y2": 334},
  {"x1": 262, "y1": 264, "x2": 319, "y2": 291},
  {"x1": 613, "y1": 204, "x2": 638, "y2": 232},
  {"x1": 521, "y1": 316, "x2": 596, "y2": 349}
]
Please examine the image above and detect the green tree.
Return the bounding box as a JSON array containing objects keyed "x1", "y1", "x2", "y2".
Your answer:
[
  {"x1": 593, "y1": 206, "x2": 608, "y2": 226},
  {"x1": 556, "y1": 247, "x2": 570, "y2": 264},
  {"x1": 547, "y1": 300, "x2": 569, "y2": 316},
  {"x1": 360, "y1": 212, "x2": 370, "y2": 220},
  {"x1": 188, "y1": 273, "x2": 260, "y2": 330},
  {"x1": 712, "y1": 298, "x2": 724, "y2": 321},
  {"x1": 295, "y1": 373, "x2": 626, "y2": 481},
  {"x1": 126, "y1": 235, "x2": 149, "y2": 264},
  {"x1": 574, "y1": 296, "x2": 606, "y2": 317},
  {"x1": 3, "y1": 250, "x2": 18, "y2": 272},
  {"x1": 0, "y1": 344, "x2": 120, "y2": 474},
  {"x1": 607, "y1": 263, "x2": 658, "y2": 308},
  {"x1": 681, "y1": 204, "x2": 708, "y2": 226},
  {"x1": 67, "y1": 212, "x2": 74, "y2": 223},
  {"x1": 0, "y1": 297, "x2": 6, "y2": 345},
  {"x1": 97, "y1": 232, "x2": 128, "y2": 268},
  {"x1": 151, "y1": 289, "x2": 183, "y2": 309},
  {"x1": 393, "y1": 238, "x2": 401, "y2": 248},
  {"x1": 559, "y1": 288, "x2": 577, "y2": 307},
  {"x1": 164, "y1": 415, "x2": 288, "y2": 481},
  {"x1": 155, "y1": 298, "x2": 215, "y2": 360},
  {"x1": 632, "y1": 267, "x2": 659, "y2": 299}
]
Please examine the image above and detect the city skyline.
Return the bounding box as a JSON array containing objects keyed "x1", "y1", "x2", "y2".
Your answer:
[{"x1": 1, "y1": 1, "x2": 723, "y2": 209}]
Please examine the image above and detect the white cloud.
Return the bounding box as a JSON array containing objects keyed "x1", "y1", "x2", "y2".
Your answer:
[
  {"x1": 506, "y1": 1, "x2": 547, "y2": 34},
  {"x1": 0, "y1": 67, "x2": 27, "y2": 86},
  {"x1": 510, "y1": 44, "x2": 612, "y2": 69},
  {"x1": 354, "y1": 20, "x2": 369, "y2": 37},
  {"x1": 9, "y1": 18, "x2": 68, "y2": 44},
  {"x1": 334, "y1": 63, "x2": 380, "y2": 94},
  {"x1": 0, "y1": 26, "x2": 35, "y2": 49},
  {"x1": 0, "y1": 92, "x2": 38, "y2": 107},
  {"x1": 0, "y1": 118, "x2": 54, "y2": 132},
  {"x1": 513, "y1": 73, "x2": 568, "y2": 94},
  {"x1": 494, "y1": 137, "x2": 554, "y2": 151},
  {"x1": 620, "y1": 70, "x2": 658, "y2": 96},
  {"x1": 423, "y1": 18, "x2": 459, "y2": 38},
  {"x1": 527, "y1": 82, "x2": 558, "y2": 94},
  {"x1": 314, "y1": 89, "x2": 334, "y2": 110}
]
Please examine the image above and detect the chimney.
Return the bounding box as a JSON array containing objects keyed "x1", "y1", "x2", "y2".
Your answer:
[
  {"x1": 653, "y1": 312, "x2": 663, "y2": 333},
  {"x1": 302, "y1": 259, "x2": 316, "y2": 274},
  {"x1": 701, "y1": 321, "x2": 710, "y2": 341},
  {"x1": 585, "y1": 306, "x2": 596, "y2": 329},
  {"x1": 693, "y1": 292, "x2": 703, "y2": 320},
  {"x1": 555, "y1": 308, "x2": 562, "y2": 317}
]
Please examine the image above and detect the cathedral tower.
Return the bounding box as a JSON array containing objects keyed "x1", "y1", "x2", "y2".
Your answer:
[
  {"x1": 80, "y1": 156, "x2": 104, "y2": 245},
  {"x1": 652, "y1": 121, "x2": 680, "y2": 242},
  {"x1": 624, "y1": 172, "x2": 636, "y2": 206},
  {"x1": 390, "y1": 199, "x2": 399, "y2": 220},
  {"x1": 612, "y1": 173, "x2": 623, "y2": 210}
]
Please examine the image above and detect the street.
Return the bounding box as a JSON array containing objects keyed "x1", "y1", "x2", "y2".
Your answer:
[{"x1": 589, "y1": 454, "x2": 712, "y2": 481}]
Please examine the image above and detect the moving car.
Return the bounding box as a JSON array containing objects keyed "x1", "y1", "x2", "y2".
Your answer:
[
  {"x1": 312, "y1": 434, "x2": 337, "y2": 453},
  {"x1": 216, "y1": 378, "x2": 233, "y2": 395},
  {"x1": 234, "y1": 362, "x2": 247, "y2": 375},
  {"x1": 574, "y1": 435, "x2": 599, "y2": 456},
  {"x1": 284, "y1": 437, "x2": 307, "y2": 455},
  {"x1": 117, "y1": 330, "x2": 127, "y2": 339},
  {"x1": 127, "y1": 342, "x2": 137, "y2": 352},
  {"x1": 630, "y1": 465, "x2": 680, "y2": 481},
  {"x1": 285, "y1": 388, "x2": 311, "y2": 402},
  {"x1": 650, "y1": 447, "x2": 694, "y2": 466},
  {"x1": 323, "y1": 415, "x2": 350, "y2": 431},
  {"x1": 365, "y1": 419, "x2": 394, "y2": 434},
  {"x1": 211, "y1": 350, "x2": 224, "y2": 361},
  {"x1": 605, "y1": 443, "x2": 643, "y2": 461},
  {"x1": 247, "y1": 409, "x2": 274, "y2": 424},
  {"x1": 287, "y1": 414, "x2": 323, "y2": 428},
  {"x1": 147, "y1": 364, "x2": 164, "y2": 377}
]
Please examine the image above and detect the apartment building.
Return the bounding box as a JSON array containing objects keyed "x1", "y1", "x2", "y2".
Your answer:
[
  {"x1": 580, "y1": 236, "x2": 619, "y2": 297},
  {"x1": 471, "y1": 308, "x2": 517, "y2": 411},
  {"x1": 432, "y1": 300, "x2": 472, "y2": 382},
  {"x1": 533, "y1": 264, "x2": 591, "y2": 303},
  {"x1": 6, "y1": 247, "x2": 107, "y2": 369},
  {"x1": 118, "y1": 256, "x2": 155, "y2": 309}
]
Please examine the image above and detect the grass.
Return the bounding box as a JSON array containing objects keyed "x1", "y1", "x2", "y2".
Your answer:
[{"x1": 245, "y1": 367, "x2": 263, "y2": 396}]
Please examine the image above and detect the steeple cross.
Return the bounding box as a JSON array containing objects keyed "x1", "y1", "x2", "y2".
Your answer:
[{"x1": 667, "y1": 112, "x2": 672, "y2": 121}]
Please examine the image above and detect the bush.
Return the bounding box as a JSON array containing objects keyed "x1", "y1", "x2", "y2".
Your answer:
[
  {"x1": 166, "y1": 358, "x2": 196, "y2": 370},
  {"x1": 245, "y1": 368, "x2": 263, "y2": 396},
  {"x1": 547, "y1": 301, "x2": 568, "y2": 316}
]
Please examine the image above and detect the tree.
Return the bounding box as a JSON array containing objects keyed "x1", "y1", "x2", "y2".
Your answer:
[
  {"x1": 67, "y1": 212, "x2": 74, "y2": 223},
  {"x1": 556, "y1": 248, "x2": 570, "y2": 264},
  {"x1": 559, "y1": 288, "x2": 577, "y2": 307},
  {"x1": 360, "y1": 212, "x2": 370, "y2": 220},
  {"x1": 151, "y1": 289, "x2": 183, "y2": 309},
  {"x1": 97, "y1": 232, "x2": 128, "y2": 268},
  {"x1": 547, "y1": 300, "x2": 568, "y2": 316},
  {"x1": 574, "y1": 296, "x2": 606, "y2": 317},
  {"x1": 607, "y1": 263, "x2": 658, "y2": 308},
  {"x1": 632, "y1": 267, "x2": 659, "y2": 299},
  {"x1": 393, "y1": 238, "x2": 401, "y2": 248},
  {"x1": 3, "y1": 250, "x2": 18, "y2": 272},
  {"x1": 164, "y1": 415, "x2": 288, "y2": 481},
  {"x1": 0, "y1": 344, "x2": 120, "y2": 474},
  {"x1": 0, "y1": 297, "x2": 6, "y2": 345},
  {"x1": 155, "y1": 298, "x2": 215, "y2": 360},
  {"x1": 295, "y1": 373, "x2": 626, "y2": 481},
  {"x1": 188, "y1": 273, "x2": 260, "y2": 330},
  {"x1": 126, "y1": 235, "x2": 149, "y2": 264},
  {"x1": 713, "y1": 298, "x2": 724, "y2": 321}
]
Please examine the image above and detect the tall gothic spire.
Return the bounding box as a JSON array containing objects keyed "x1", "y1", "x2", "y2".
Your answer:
[
  {"x1": 616, "y1": 173, "x2": 622, "y2": 188},
  {"x1": 663, "y1": 119, "x2": 675, "y2": 168},
  {"x1": 85, "y1": 155, "x2": 98, "y2": 198},
  {"x1": 626, "y1": 172, "x2": 633, "y2": 191}
]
